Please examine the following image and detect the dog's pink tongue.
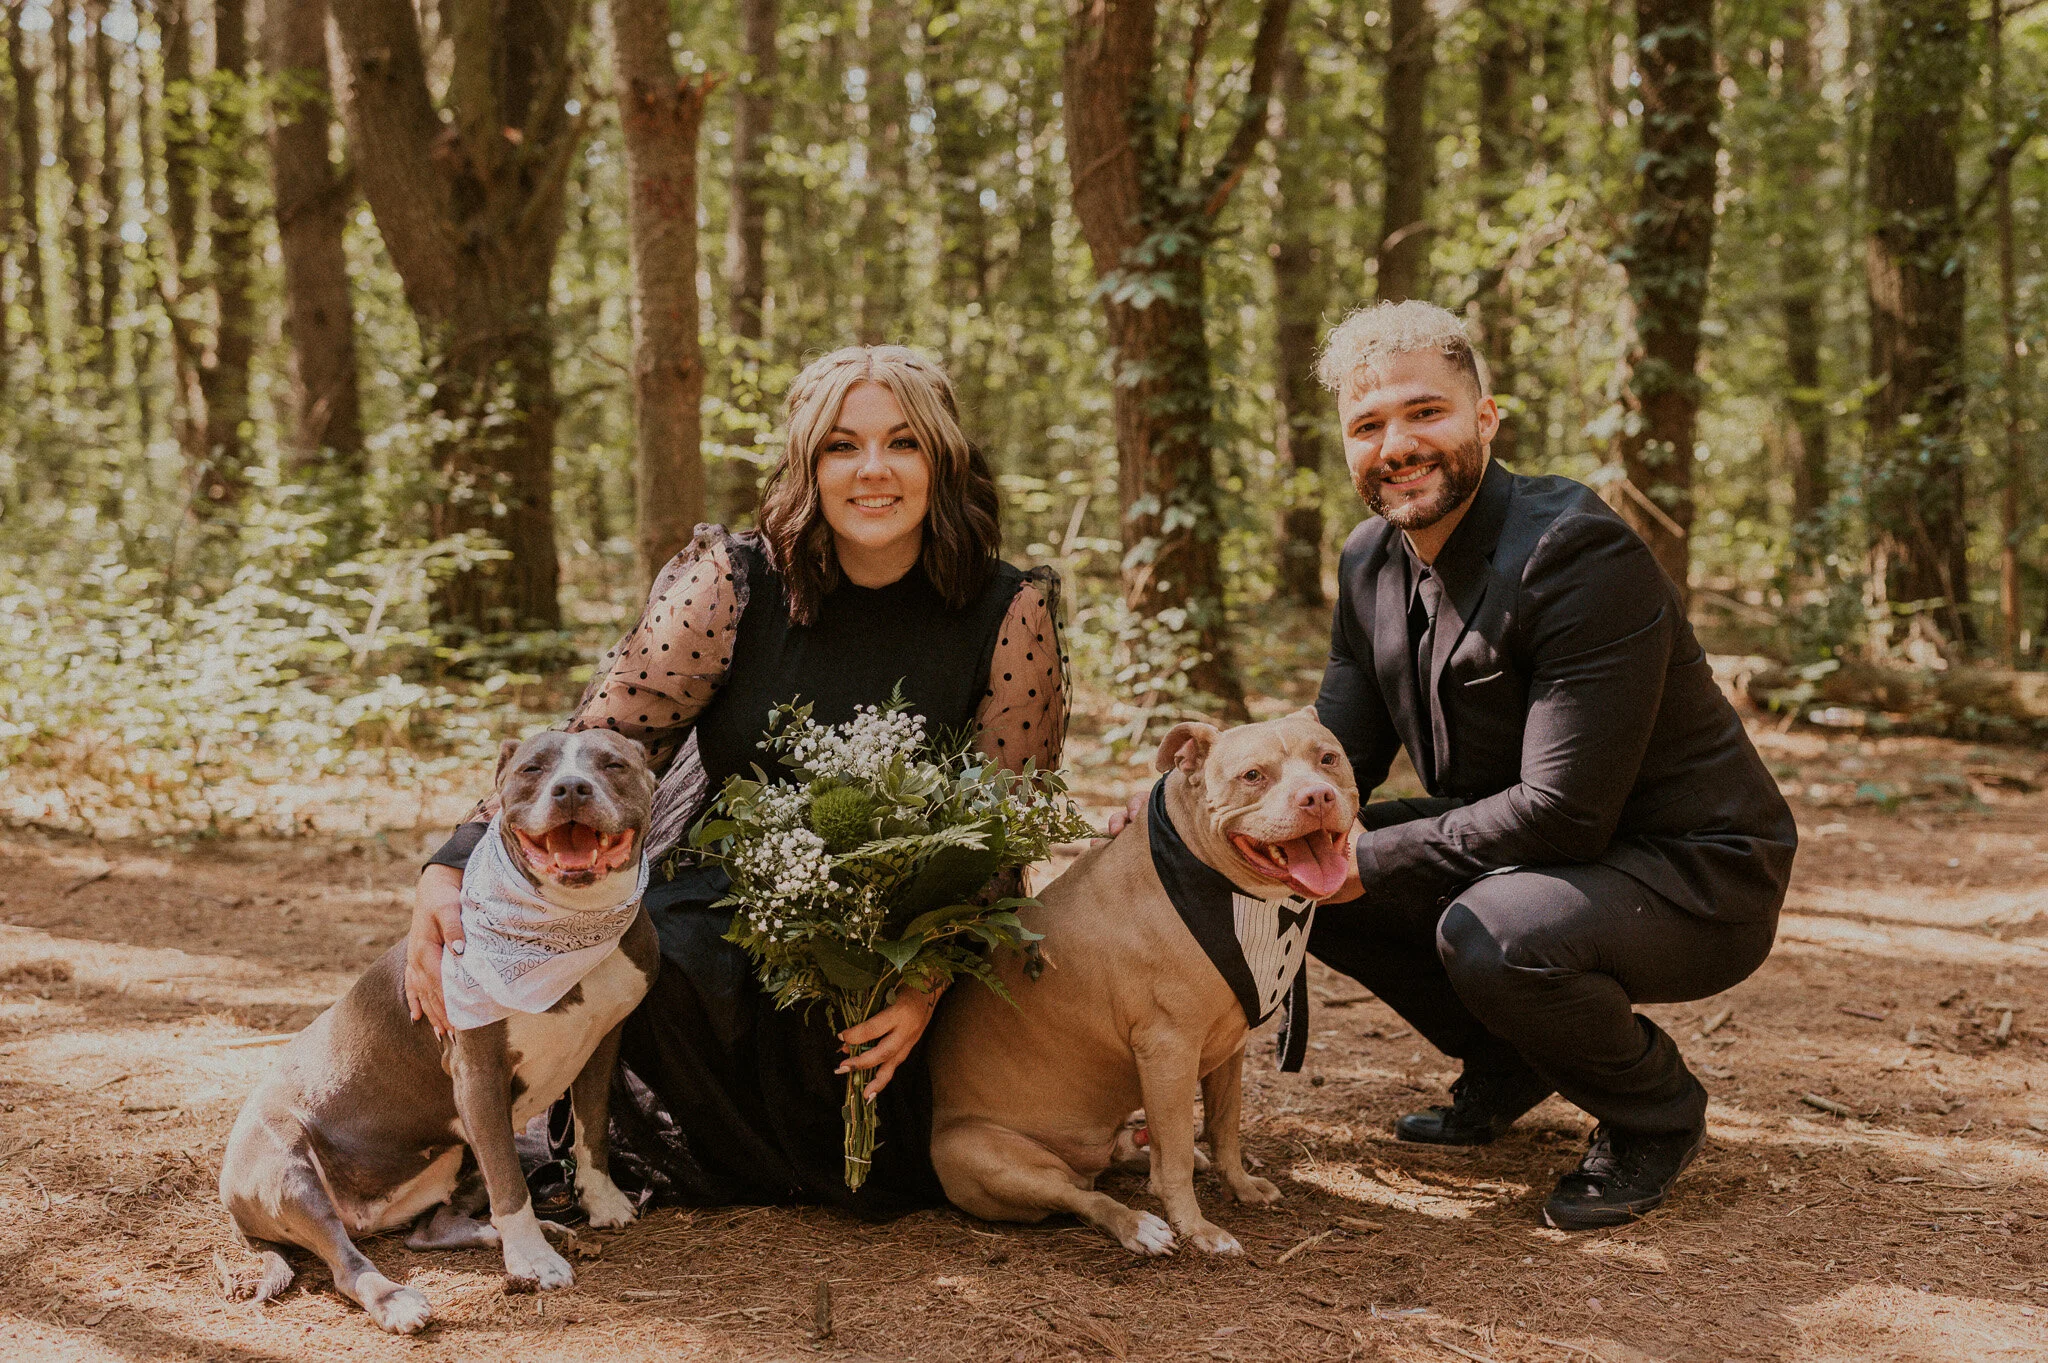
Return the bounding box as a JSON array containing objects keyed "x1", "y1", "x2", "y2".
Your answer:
[
  {"x1": 546, "y1": 823, "x2": 602, "y2": 870},
  {"x1": 1281, "y1": 829, "x2": 1349, "y2": 899}
]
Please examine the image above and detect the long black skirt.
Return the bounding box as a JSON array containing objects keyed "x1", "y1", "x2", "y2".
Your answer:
[{"x1": 594, "y1": 868, "x2": 946, "y2": 1220}]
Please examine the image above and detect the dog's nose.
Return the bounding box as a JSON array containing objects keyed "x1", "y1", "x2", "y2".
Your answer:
[
  {"x1": 552, "y1": 778, "x2": 593, "y2": 803},
  {"x1": 1294, "y1": 783, "x2": 1336, "y2": 810}
]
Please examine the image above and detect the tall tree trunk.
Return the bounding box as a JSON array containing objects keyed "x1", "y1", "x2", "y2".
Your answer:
[
  {"x1": 6, "y1": 4, "x2": 45, "y2": 345},
  {"x1": 89, "y1": 0, "x2": 116, "y2": 376},
  {"x1": 195, "y1": 0, "x2": 254, "y2": 507},
  {"x1": 1374, "y1": 0, "x2": 1432, "y2": 302},
  {"x1": 52, "y1": 0, "x2": 92, "y2": 338},
  {"x1": 855, "y1": 0, "x2": 907, "y2": 342},
  {"x1": 160, "y1": 0, "x2": 197, "y2": 274},
  {"x1": 1064, "y1": 0, "x2": 1293, "y2": 717},
  {"x1": 1990, "y1": 0, "x2": 2026, "y2": 663},
  {"x1": 1616, "y1": 0, "x2": 1720, "y2": 603},
  {"x1": 1472, "y1": 0, "x2": 1525, "y2": 464},
  {"x1": 265, "y1": 0, "x2": 364, "y2": 474},
  {"x1": 928, "y1": 0, "x2": 991, "y2": 407},
  {"x1": 608, "y1": 0, "x2": 712, "y2": 588},
  {"x1": 330, "y1": 0, "x2": 585, "y2": 631},
  {"x1": 1863, "y1": 0, "x2": 1970, "y2": 647},
  {"x1": 726, "y1": 0, "x2": 774, "y2": 344},
  {"x1": 1777, "y1": 1, "x2": 1829, "y2": 538},
  {"x1": 1270, "y1": 37, "x2": 1326, "y2": 607}
]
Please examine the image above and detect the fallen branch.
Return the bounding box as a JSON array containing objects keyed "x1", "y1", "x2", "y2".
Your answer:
[
  {"x1": 1275, "y1": 1228, "x2": 1337, "y2": 1264},
  {"x1": 1799, "y1": 1092, "x2": 1855, "y2": 1118},
  {"x1": 221, "y1": 1034, "x2": 297, "y2": 1050},
  {"x1": 1837, "y1": 1006, "x2": 1888, "y2": 1022},
  {"x1": 1701, "y1": 1007, "x2": 1733, "y2": 1036},
  {"x1": 1426, "y1": 1334, "x2": 1501, "y2": 1363}
]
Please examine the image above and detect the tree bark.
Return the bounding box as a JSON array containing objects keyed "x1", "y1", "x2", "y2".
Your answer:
[
  {"x1": 1270, "y1": 36, "x2": 1326, "y2": 607},
  {"x1": 7, "y1": 4, "x2": 46, "y2": 344},
  {"x1": 159, "y1": 0, "x2": 197, "y2": 274},
  {"x1": 928, "y1": 0, "x2": 992, "y2": 407},
  {"x1": 1471, "y1": 0, "x2": 1524, "y2": 464},
  {"x1": 1777, "y1": 1, "x2": 1828, "y2": 537},
  {"x1": 1063, "y1": 0, "x2": 1293, "y2": 717},
  {"x1": 52, "y1": 0, "x2": 92, "y2": 338},
  {"x1": 1616, "y1": 0, "x2": 1720, "y2": 603},
  {"x1": 330, "y1": 0, "x2": 587, "y2": 631},
  {"x1": 855, "y1": 0, "x2": 907, "y2": 343},
  {"x1": 195, "y1": 0, "x2": 255, "y2": 507},
  {"x1": 1990, "y1": 0, "x2": 2026, "y2": 664},
  {"x1": 726, "y1": 0, "x2": 774, "y2": 343},
  {"x1": 608, "y1": 0, "x2": 712, "y2": 589},
  {"x1": 1863, "y1": 0, "x2": 1970, "y2": 647},
  {"x1": 89, "y1": 0, "x2": 116, "y2": 375},
  {"x1": 265, "y1": 0, "x2": 363, "y2": 473},
  {"x1": 1374, "y1": 0, "x2": 1432, "y2": 302}
]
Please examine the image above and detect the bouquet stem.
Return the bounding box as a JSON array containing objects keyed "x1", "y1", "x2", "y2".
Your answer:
[{"x1": 834, "y1": 997, "x2": 884, "y2": 1192}]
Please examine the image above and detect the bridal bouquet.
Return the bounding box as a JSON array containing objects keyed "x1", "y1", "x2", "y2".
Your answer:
[{"x1": 690, "y1": 694, "x2": 1092, "y2": 1190}]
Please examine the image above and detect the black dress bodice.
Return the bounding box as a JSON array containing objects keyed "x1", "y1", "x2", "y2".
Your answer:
[{"x1": 689, "y1": 542, "x2": 1026, "y2": 792}]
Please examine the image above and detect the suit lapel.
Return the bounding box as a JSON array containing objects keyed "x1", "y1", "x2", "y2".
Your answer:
[{"x1": 1425, "y1": 460, "x2": 1515, "y2": 786}]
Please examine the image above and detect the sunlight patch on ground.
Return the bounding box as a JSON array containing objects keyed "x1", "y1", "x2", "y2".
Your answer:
[
  {"x1": 1783, "y1": 1283, "x2": 2047, "y2": 1361},
  {"x1": 1284, "y1": 1159, "x2": 1510, "y2": 1220},
  {"x1": 1788, "y1": 883, "x2": 2048, "y2": 931},
  {"x1": 0, "y1": 924, "x2": 350, "y2": 1011},
  {"x1": 1774, "y1": 912, "x2": 2048, "y2": 969},
  {"x1": 1704, "y1": 1106, "x2": 2048, "y2": 1186}
]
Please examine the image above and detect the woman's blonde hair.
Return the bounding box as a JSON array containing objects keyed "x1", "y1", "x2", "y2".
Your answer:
[{"x1": 758, "y1": 345, "x2": 1001, "y2": 624}]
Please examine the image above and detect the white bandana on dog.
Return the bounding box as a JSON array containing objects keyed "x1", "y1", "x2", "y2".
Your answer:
[{"x1": 442, "y1": 815, "x2": 648, "y2": 1031}]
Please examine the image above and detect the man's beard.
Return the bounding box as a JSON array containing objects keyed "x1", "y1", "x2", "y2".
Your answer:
[{"x1": 1358, "y1": 435, "x2": 1486, "y2": 530}]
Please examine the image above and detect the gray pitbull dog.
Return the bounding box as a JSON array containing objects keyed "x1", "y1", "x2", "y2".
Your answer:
[{"x1": 219, "y1": 729, "x2": 659, "y2": 1333}]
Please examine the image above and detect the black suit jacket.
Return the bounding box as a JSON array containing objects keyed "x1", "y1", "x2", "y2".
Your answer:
[{"x1": 1316, "y1": 459, "x2": 1797, "y2": 923}]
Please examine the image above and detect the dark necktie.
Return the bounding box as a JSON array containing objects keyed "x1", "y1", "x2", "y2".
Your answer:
[{"x1": 1413, "y1": 566, "x2": 1442, "y2": 785}]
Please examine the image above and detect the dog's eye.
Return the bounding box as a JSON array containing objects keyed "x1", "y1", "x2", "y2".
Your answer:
[
  {"x1": 520, "y1": 763, "x2": 545, "y2": 774},
  {"x1": 1240, "y1": 768, "x2": 1264, "y2": 784},
  {"x1": 1319, "y1": 751, "x2": 1339, "y2": 766},
  {"x1": 604, "y1": 759, "x2": 626, "y2": 771}
]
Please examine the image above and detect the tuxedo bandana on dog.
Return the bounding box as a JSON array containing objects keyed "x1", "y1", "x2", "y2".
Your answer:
[
  {"x1": 443, "y1": 814, "x2": 651, "y2": 1029},
  {"x1": 1146, "y1": 779, "x2": 1317, "y2": 1070}
]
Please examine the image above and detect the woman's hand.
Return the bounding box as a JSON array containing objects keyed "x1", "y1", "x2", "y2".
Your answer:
[
  {"x1": 408, "y1": 865, "x2": 465, "y2": 1037},
  {"x1": 837, "y1": 984, "x2": 944, "y2": 1100}
]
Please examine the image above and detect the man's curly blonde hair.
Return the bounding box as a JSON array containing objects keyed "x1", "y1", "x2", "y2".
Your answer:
[{"x1": 1315, "y1": 300, "x2": 1489, "y2": 400}]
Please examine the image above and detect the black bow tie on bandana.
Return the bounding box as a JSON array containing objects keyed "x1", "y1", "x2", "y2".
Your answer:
[{"x1": 1146, "y1": 779, "x2": 1318, "y2": 1072}]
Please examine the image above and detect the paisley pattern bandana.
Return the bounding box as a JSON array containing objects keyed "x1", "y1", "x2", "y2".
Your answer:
[
  {"x1": 1146, "y1": 779, "x2": 1317, "y2": 1071},
  {"x1": 442, "y1": 815, "x2": 648, "y2": 1031}
]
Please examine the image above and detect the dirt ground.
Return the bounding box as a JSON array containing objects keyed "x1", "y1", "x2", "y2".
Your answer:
[{"x1": 3, "y1": 718, "x2": 2045, "y2": 1362}]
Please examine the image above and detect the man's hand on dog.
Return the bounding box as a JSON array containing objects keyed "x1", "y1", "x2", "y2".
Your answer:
[
  {"x1": 408, "y1": 866, "x2": 465, "y2": 1037},
  {"x1": 838, "y1": 984, "x2": 943, "y2": 1100}
]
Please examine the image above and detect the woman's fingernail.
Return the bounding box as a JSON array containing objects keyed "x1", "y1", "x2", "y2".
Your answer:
[{"x1": 450, "y1": 942, "x2": 464, "y2": 954}]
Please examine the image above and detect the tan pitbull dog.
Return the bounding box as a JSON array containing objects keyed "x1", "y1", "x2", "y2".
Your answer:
[
  {"x1": 927, "y1": 708, "x2": 1358, "y2": 1255},
  {"x1": 219, "y1": 729, "x2": 658, "y2": 1333}
]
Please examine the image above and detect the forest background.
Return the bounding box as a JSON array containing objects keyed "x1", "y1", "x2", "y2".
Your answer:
[{"x1": 0, "y1": 0, "x2": 2045, "y2": 839}]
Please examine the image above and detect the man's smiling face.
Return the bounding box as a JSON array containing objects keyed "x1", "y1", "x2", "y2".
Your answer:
[{"x1": 1338, "y1": 349, "x2": 1499, "y2": 534}]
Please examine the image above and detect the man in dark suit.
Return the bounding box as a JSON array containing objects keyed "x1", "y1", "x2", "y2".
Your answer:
[{"x1": 1308, "y1": 301, "x2": 1798, "y2": 1229}]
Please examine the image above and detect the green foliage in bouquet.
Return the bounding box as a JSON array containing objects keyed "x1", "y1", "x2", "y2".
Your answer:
[{"x1": 690, "y1": 691, "x2": 1093, "y2": 1190}]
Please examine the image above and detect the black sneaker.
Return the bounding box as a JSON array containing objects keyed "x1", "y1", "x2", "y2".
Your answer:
[
  {"x1": 1542, "y1": 1123, "x2": 1706, "y2": 1230},
  {"x1": 1393, "y1": 1062, "x2": 1554, "y2": 1146}
]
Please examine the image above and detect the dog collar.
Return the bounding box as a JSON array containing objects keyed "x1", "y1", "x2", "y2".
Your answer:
[{"x1": 1146, "y1": 778, "x2": 1315, "y2": 1071}]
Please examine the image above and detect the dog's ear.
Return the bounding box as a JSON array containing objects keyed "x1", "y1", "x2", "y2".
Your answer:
[
  {"x1": 1290, "y1": 704, "x2": 1323, "y2": 728},
  {"x1": 1154, "y1": 721, "x2": 1220, "y2": 777},
  {"x1": 494, "y1": 737, "x2": 524, "y2": 787}
]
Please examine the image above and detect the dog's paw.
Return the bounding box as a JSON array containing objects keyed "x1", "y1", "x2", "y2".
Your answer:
[
  {"x1": 358, "y1": 1274, "x2": 433, "y2": 1335},
  {"x1": 1225, "y1": 1173, "x2": 1282, "y2": 1205},
  {"x1": 1181, "y1": 1220, "x2": 1243, "y2": 1255},
  {"x1": 577, "y1": 1171, "x2": 637, "y2": 1229},
  {"x1": 1117, "y1": 1211, "x2": 1177, "y2": 1257},
  {"x1": 502, "y1": 1239, "x2": 576, "y2": 1291}
]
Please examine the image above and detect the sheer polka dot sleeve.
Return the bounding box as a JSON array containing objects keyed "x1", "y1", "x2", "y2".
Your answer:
[
  {"x1": 564, "y1": 534, "x2": 743, "y2": 773},
  {"x1": 975, "y1": 571, "x2": 1069, "y2": 774}
]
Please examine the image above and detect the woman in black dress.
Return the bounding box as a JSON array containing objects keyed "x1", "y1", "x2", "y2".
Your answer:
[{"x1": 404, "y1": 346, "x2": 1066, "y2": 1217}]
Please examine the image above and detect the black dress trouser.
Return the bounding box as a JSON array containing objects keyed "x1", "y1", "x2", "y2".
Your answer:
[{"x1": 1308, "y1": 802, "x2": 1778, "y2": 1135}]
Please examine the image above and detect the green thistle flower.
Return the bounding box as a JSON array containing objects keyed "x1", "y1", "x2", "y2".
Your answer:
[{"x1": 808, "y1": 783, "x2": 878, "y2": 853}]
